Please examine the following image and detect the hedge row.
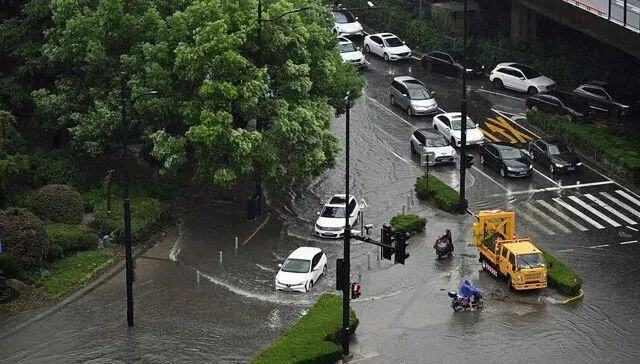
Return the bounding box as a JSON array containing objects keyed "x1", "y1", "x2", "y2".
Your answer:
[
  {"x1": 46, "y1": 223, "x2": 97, "y2": 253},
  {"x1": 526, "y1": 111, "x2": 640, "y2": 184},
  {"x1": 541, "y1": 250, "x2": 582, "y2": 297},
  {"x1": 252, "y1": 294, "x2": 358, "y2": 364},
  {"x1": 390, "y1": 213, "x2": 426, "y2": 234},
  {"x1": 415, "y1": 175, "x2": 460, "y2": 213}
]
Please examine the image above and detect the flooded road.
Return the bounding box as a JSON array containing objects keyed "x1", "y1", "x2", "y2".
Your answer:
[{"x1": 2, "y1": 42, "x2": 640, "y2": 363}]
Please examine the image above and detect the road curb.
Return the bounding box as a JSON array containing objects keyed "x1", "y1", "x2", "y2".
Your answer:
[{"x1": 562, "y1": 289, "x2": 584, "y2": 304}]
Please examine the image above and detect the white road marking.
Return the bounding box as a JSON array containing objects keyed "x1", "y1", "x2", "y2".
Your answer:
[
  {"x1": 558, "y1": 248, "x2": 575, "y2": 253},
  {"x1": 479, "y1": 89, "x2": 526, "y2": 102},
  {"x1": 367, "y1": 96, "x2": 414, "y2": 128},
  {"x1": 585, "y1": 194, "x2": 636, "y2": 225},
  {"x1": 600, "y1": 192, "x2": 640, "y2": 219},
  {"x1": 627, "y1": 226, "x2": 639, "y2": 232},
  {"x1": 552, "y1": 198, "x2": 605, "y2": 229},
  {"x1": 620, "y1": 240, "x2": 638, "y2": 245},
  {"x1": 498, "y1": 180, "x2": 616, "y2": 197},
  {"x1": 533, "y1": 168, "x2": 560, "y2": 187},
  {"x1": 536, "y1": 200, "x2": 588, "y2": 231},
  {"x1": 589, "y1": 244, "x2": 610, "y2": 249},
  {"x1": 525, "y1": 202, "x2": 571, "y2": 233},
  {"x1": 616, "y1": 190, "x2": 640, "y2": 208},
  {"x1": 411, "y1": 55, "x2": 421, "y2": 60},
  {"x1": 568, "y1": 195, "x2": 621, "y2": 227},
  {"x1": 471, "y1": 166, "x2": 509, "y2": 192},
  {"x1": 518, "y1": 210, "x2": 556, "y2": 235},
  {"x1": 387, "y1": 147, "x2": 410, "y2": 164}
]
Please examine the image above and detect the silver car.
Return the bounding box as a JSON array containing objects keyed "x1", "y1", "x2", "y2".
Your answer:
[{"x1": 390, "y1": 76, "x2": 438, "y2": 116}]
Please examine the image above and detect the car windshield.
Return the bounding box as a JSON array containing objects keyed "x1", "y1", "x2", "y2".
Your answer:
[
  {"x1": 334, "y1": 11, "x2": 355, "y2": 24},
  {"x1": 385, "y1": 37, "x2": 403, "y2": 47},
  {"x1": 450, "y1": 52, "x2": 464, "y2": 62},
  {"x1": 548, "y1": 144, "x2": 571, "y2": 155},
  {"x1": 500, "y1": 148, "x2": 523, "y2": 160},
  {"x1": 451, "y1": 117, "x2": 476, "y2": 130},
  {"x1": 407, "y1": 85, "x2": 432, "y2": 100},
  {"x1": 337, "y1": 42, "x2": 357, "y2": 53},
  {"x1": 425, "y1": 136, "x2": 448, "y2": 147},
  {"x1": 516, "y1": 253, "x2": 545, "y2": 269},
  {"x1": 518, "y1": 65, "x2": 541, "y2": 79},
  {"x1": 281, "y1": 258, "x2": 311, "y2": 273},
  {"x1": 321, "y1": 206, "x2": 345, "y2": 218}
]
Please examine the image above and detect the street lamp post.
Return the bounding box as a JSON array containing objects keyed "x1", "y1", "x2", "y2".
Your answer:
[
  {"x1": 458, "y1": 0, "x2": 468, "y2": 213},
  {"x1": 120, "y1": 74, "x2": 157, "y2": 327},
  {"x1": 342, "y1": 92, "x2": 352, "y2": 356}
]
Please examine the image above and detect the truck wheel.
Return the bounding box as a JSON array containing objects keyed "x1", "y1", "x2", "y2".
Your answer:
[{"x1": 507, "y1": 275, "x2": 515, "y2": 292}]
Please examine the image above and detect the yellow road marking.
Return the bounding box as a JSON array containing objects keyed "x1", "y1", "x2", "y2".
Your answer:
[
  {"x1": 242, "y1": 214, "x2": 271, "y2": 246},
  {"x1": 478, "y1": 127, "x2": 501, "y2": 142},
  {"x1": 485, "y1": 119, "x2": 518, "y2": 144},
  {"x1": 486, "y1": 116, "x2": 535, "y2": 143}
]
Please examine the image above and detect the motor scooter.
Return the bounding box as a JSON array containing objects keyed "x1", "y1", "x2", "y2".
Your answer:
[
  {"x1": 434, "y1": 234, "x2": 453, "y2": 259},
  {"x1": 448, "y1": 280, "x2": 484, "y2": 311}
]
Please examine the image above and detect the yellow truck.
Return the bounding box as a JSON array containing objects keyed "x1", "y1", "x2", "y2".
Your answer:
[{"x1": 472, "y1": 210, "x2": 547, "y2": 291}]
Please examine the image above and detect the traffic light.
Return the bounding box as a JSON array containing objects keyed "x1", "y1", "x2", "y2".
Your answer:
[
  {"x1": 351, "y1": 282, "x2": 362, "y2": 299},
  {"x1": 381, "y1": 225, "x2": 394, "y2": 260},
  {"x1": 394, "y1": 231, "x2": 410, "y2": 265},
  {"x1": 336, "y1": 258, "x2": 347, "y2": 291}
]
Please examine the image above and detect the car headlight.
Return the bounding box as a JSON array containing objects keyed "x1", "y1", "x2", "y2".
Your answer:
[
  {"x1": 555, "y1": 163, "x2": 563, "y2": 168},
  {"x1": 451, "y1": 149, "x2": 457, "y2": 156},
  {"x1": 414, "y1": 106, "x2": 427, "y2": 110},
  {"x1": 517, "y1": 275, "x2": 523, "y2": 283},
  {"x1": 576, "y1": 162, "x2": 582, "y2": 166},
  {"x1": 507, "y1": 166, "x2": 516, "y2": 171},
  {"x1": 528, "y1": 165, "x2": 533, "y2": 170},
  {"x1": 466, "y1": 68, "x2": 473, "y2": 72}
]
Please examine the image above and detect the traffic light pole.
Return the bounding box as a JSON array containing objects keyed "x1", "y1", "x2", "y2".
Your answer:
[
  {"x1": 458, "y1": 0, "x2": 468, "y2": 214},
  {"x1": 342, "y1": 93, "x2": 352, "y2": 356}
]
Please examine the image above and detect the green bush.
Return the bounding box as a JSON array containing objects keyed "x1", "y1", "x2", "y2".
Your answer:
[
  {"x1": 253, "y1": 293, "x2": 358, "y2": 364},
  {"x1": 31, "y1": 184, "x2": 84, "y2": 224},
  {"x1": 27, "y1": 151, "x2": 89, "y2": 190},
  {"x1": 415, "y1": 175, "x2": 461, "y2": 213},
  {"x1": 0, "y1": 208, "x2": 50, "y2": 268},
  {"x1": 390, "y1": 213, "x2": 426, "y2": 234},
  {"x1": 46, "y1": 244, "x2": 64, "y2": 262},
  {"x1": 541, "y1": 250, "x2": 582, "y2": 297},
  {"x1": 0, "y1": 254, "x2": 25, "y2": 280},
  {"x1": 527, "y1": 111, "x2": 640, "y2": 184},
  {"x1": 7, "y1": 189, "x2": 37, "y2": 209},
  {"x1": 46, "y1": 223, "x2": 97, "y2": 253}
]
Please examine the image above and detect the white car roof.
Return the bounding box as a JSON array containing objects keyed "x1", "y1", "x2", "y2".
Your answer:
[
  {"x1": 495, "y1": 62, "x2": 515, "y2": 68},
  {"x1": 337, "y1": 36, "x2": 352, "y2": 44},
  {"x1": 326, "y1": 194, "x2": 355, "y2": 207},
  {"x1": 288, "y1": 247, "x2": 322, "y2": 260},
  {"x1": 437, "y1": 112, "x2": 474, "y2": 123}
]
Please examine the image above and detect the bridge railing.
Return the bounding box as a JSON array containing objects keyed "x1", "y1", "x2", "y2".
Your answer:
[{"x1": 563, "y1": 0, "x2": 640, "y2": 32}]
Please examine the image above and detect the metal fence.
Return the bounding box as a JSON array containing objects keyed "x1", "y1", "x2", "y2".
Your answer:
[{"x1": 564, "y1": 0, "x2": 640, "y2": 31}]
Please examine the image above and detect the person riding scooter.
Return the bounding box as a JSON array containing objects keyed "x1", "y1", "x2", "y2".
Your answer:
[{"x1": 434, "y1": 229, "x2": 454, "y2": 259}]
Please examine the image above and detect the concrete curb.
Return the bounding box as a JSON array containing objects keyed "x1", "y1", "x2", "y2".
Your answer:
[{"x1": 562, "y1": 289, "x2": 584, "y2": 304}]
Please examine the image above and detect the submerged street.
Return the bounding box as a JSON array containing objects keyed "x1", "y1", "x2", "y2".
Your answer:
[{"x1": 2, "y1": 43, "x2": 640, "y2": 364}]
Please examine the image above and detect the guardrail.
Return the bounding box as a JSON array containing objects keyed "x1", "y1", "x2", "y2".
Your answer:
[{"x1": 563, "y1": 0, "x2": 640, "y2": 32}]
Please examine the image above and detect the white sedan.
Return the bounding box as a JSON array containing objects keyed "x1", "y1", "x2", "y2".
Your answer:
[
  {"x1": 433, "y1": 112, "x2": 485, "y2": 147},
  {"x1": 363, "y1": 33, "x2": 411, "y2": 62},
  {"x1": 314, "y1": 194, "x2": 361, "y2": 239},
  {"x1": 337, "y1": 37, "x2": 366, "y2": 68},
  {"x1": 275, "y1": 247, "x2": 327, "y2": 292}
]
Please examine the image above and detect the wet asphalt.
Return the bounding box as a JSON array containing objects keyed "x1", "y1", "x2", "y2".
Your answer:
[{"x1": 2, "y1": 42, "x2": 640, "y2": 363}]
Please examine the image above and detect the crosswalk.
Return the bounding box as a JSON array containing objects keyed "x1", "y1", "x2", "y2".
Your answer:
[{"x1": 516, "y1": 190, "x2": 640, "y2": 236}]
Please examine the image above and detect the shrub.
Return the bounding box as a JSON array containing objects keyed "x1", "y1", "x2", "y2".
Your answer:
[
  {"x1": 415, "y1": 175, "x2": 461, "y2": 213},
  {"x1": 541, "y1": 250, "x2": 582, "y2": 297},
  {"x1": 31, "y1": 184, "x2": 84, "y2": 224},
  {"x1": 0, "y1": 208, "x2": 50, "y2": 268},
  {"x1": 0, "y1": 254, "x2": 25, "y2": 280},
  {"x1": 46, "y1": 223, "x2": 97, "y2": 253},
  {"x1": 7, "y1": 189, "x2": 37, "y2": 209},
  {"x1": 390, "y1": 213, "x2": 426, "y2": 234},
  {"x1": 47, "y1": 244, "x2": 64, "y2": 262},
  {"x1": 253, "y1": 294, "x2": 358, "y2": 364},
  {"x1": 27, "y1": 151, "x2": 89, "y2": 190}
]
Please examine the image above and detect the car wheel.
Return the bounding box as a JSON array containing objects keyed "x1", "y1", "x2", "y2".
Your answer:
[
  {"x1": 529, "y1": 150, "x2": 535, "y2": 161},
  {"x1": 305, "y1": 281, "x2": 310, "y2": 292},
  {"x1": 383, "y1": 53, "x2": 389, "y2": 62},
  {"x1": 550, "y1": 164, "x2": 555, "y2": 174},
  {"x1": 492, "y1": 78, "x2": 503, "y2": 89},
  {"x1": 407, "y1": 107, "x2": 413, "y2": 117},
  {"x1": 410, "y1": 142, "x2": 416, "y2": 155},
  {"x1": 364, "y1": 44, "x2": 370, "y2": 53},
  {"x1": 450, "y1": 137, "x2": 457, "y2": 147},
  {"x1": 528, "y1": 86, "x2": 538, "y2": 95},
  {"x1": 322, "y1": 264, "x2": 327, "y2": 276},
  {"x1": 500, "y1": 167, "x2": 506, "y2": 177},
  {"x1": 433, "y1": 125, "x2": 438, "y2": 132},
  {"x1": 390, "y1": 95, "x2": 395, "y2": 105},
  {"x1": 480, "y1": 155, "x2": 485, "y2": 165}
]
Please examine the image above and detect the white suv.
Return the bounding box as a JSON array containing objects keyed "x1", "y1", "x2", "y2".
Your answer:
[
  {"x1": 363, "y1": 33, "x2": 412, "y2": 61},
  {"x1": 489, "y1": 63, "x2": 555, "y2": 95},
  {"x1": 332, "y1": 10, "x2": 364, "y2": 37},
  {"x1": 337, "y1": 37, "x2": 366, "y2": 68}
]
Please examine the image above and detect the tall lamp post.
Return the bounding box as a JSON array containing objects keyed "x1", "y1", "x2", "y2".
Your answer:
[
  {"x1": 458, "y1": 0, "x2": 469, "y2": 213},
  {"x1": 120, "y1": 74, "x2": 157, "y2": 327},
  {"x1": 342, "y1": 91, "x2": 353, "y2": 356}
]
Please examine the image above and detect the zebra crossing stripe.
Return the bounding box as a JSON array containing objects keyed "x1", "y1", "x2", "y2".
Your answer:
[
  {"x1": 568, "y1": 196, "x2": 621, "y2": 227},
  {"x1": 525, "y1": 202, "x2": 571, "y2": 233},
  {"x1": 518, "y1": 210, "x2": 556, "y2": 235},
  {"x1": 600, "y1": 192, "x2": 640, "y2": 219},
  {"x1": 552, "y1": 198, "x2": 605, "y2": 229},
  {"x1": 536, "y1": 200, "x2": 588, "y2": 231},
  {"x1": 585, "y1": 194, "x2": 637, "y2": 225},
  {"x1": 616, "y1": 190, "x2": 640, "y2": 208}
]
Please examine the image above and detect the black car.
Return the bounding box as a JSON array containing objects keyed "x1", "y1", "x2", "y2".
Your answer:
[
  {"x1": 421, "y1": 50, "x2": 484, "y2": 78},
  {"x1": 525, "y1": 92, "x2": 593, "y2": 122},
  {"x1": 572, "y1": 81, "x2": 638, "y2": 119},
  {"x1": 529, "y1": 139, "x2": 581, "y2": 174},
  {"x1": 479, "y1": 143, "x2": 532, "y2": 178}
]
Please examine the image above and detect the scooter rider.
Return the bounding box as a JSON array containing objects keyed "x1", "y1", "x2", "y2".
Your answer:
[{"x1": 434, "y1": 229, "x2": 454, "y2": 253}]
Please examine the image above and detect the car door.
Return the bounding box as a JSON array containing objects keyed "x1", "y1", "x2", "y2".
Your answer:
[
  {"x1": 371, "y1": 36, "x2": 384, "y2": 56},
  {"x1": 430, "y1": 52, "x2": 445, "y2": 73},
  {"x1": 437, "y1": 115, "x2": 452, "y2": 139},
  {"x1": 348, "y1": 197, "x2": 358, "y2": 226},
  {"x1": 413, "y1": 130, "x2": 425, "y2": 152},
  {"x1": 536, "y1": 141, "x2": 550, "y2": 167},
  {"x1": 581, "y1": 87, "x2": 608, "y2": 112},
  {"x1": 390, "y1": 80, "x2": 402, "y2": 106},
  {"x1": 484, "y1": 145, "x2": 499, "y2": 169},
  {"x1": 442, "y1": 53, "x2": 457, "y2": 76},
  {"x1": 511, "y1": 69, "x2": 527, "y2": 91},
  {"x1": 397, "y1": 83, "x2": 409, "y2": 109},
  {"x1": 497, "y1": 68, "x2": 516, "y2": 89}
]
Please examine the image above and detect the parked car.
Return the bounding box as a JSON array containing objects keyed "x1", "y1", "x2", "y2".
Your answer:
[
  {"x1": 275, "y1": 247, "x2": 327, "y2": 292},
  {"x1": 332, "y1": 9, "x2": 364, "y2": 37},
  {"x1": 314, "y1": 194, "x2": 361, "y2": 239},
  {"x1": 479, "y1": 143, "x2": 533, "y2": 178},
  {"x1": 432, "y1": 112, "x2": 485, "y2": 147},
  {"x1": 410, "y1": 128, "x2": 457, "y2": 165},
  {"x1": 572, "y1": 81, "x2": 638, "y2": 119},
  {"x1": 336, "y1": 36, "x2": 366, "y2": 68},
  {"x1": 390, "y1": 76, "x2": 438, "y2": 116},
  {"x1": 489, "y1": 63, "x2": 556, "y2": 95},
  {"x1": 529, "y1": 139, "x2": 581, "y2": 174},
  {"x1": 421, "y1": 50, "x2": 484, "y2": 77},
  {"x1": 363, "y1": 33, "x2": 412, "y2": 61},
  {"x1": 525, "y1": 91, "x2": 592, "y2": 122}
]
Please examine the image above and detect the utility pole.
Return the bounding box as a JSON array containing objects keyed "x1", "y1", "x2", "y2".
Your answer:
[
  {"x1": 458, "y1": 0, "x2": 468, "y2": 214},
  {"x1": 342, "y1": 92, "x2": 352, "y2": 356}
]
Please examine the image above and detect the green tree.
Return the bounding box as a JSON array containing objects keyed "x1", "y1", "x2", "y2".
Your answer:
[{"x1": 33, "y1": 0, "x2": 363, "y2": 188}]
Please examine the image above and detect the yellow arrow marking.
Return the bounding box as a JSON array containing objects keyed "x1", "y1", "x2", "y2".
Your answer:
[
  {"x1": 478, "y1": 127, "x2": 501, "y2": 142},
  {"x1": 484, "y1": 120, "x2": 518, "y2": 144},
  {"x1": 486, "y1": 117, "x2": 535, "y2": 143}
]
